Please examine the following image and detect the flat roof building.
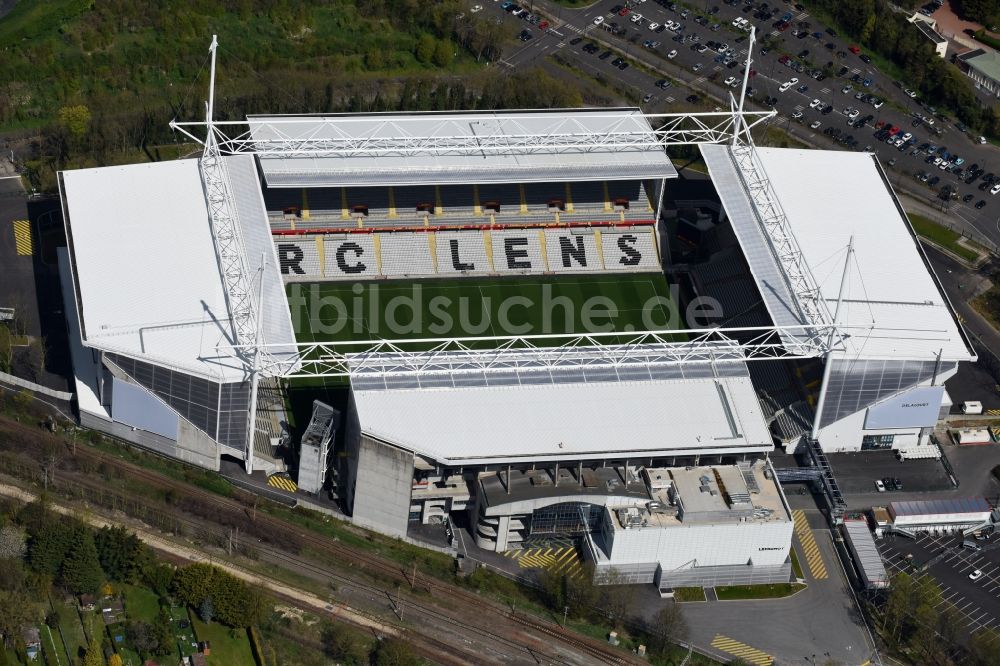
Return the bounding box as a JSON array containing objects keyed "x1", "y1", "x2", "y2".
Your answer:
[
  {"x1": 888, "y1": 497, "x2": 993, "y2": 533},
  {"x1": 908, "y1": 15, "x2": 948, "y2": 58},
  {"x1": 958, "y1": 49, "x2": 1000, "y2": 97},
  {"x1": 583, "y1": 461, "x2": 794, "y2": 590}
]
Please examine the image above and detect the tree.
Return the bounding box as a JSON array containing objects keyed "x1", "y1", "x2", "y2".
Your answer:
[
  {"x1": 59, "y1": 528, "x2": 104, "y2": 596},
  {"x1": 372, "y1": 638, "x2": 419, "y2": 666},
  {"x1": 415, "y1": 34, "x2": 436, "y2": 64},
  {"x1": 57, "y1": 106, "x2": 92, "y2": 138},
  {"x1": 564, "y1": 564, "x2": 599, "y2": 620},
  {"x1": 433, "y1": 39, "x2": 454, "y2": 68},
  {"x1": 95, "y1": 526, "x2": 146, "y2": 583},
  {"x1": 26, "y1": 519, "x2": 74, "y2": 577},
  {"x1": 0, "y1": 589, "x2": 38, "y2": 647},
  {"x1": 140, "y1": 561, "x2": 174, "y2": 596},
  {"x1": 151, "y1": 609, "x2": 173, "y2": 656},
  {"x1": 599, "y1": 568, "x2": 637, "y2": 629},
  {"x1": 199, "y1": 597, "x2": 214, "y2": 624},
  {"x1": 0, "y1": 526, "x2": 26, "y2": 561},
  {"x1": 126, "y1": 621, "x2": 160, "y2": 656},
  {"x1": 647, "y1": 603, "x2": 688, "y2": 656},
  {"x1": 969, "y1": 626, "x2": 1000, "y2": 666},
  {"x1": 173, "y1": 563, "x2": 265, "y2": 627},
  {"x1": 320, "y1": 621, "x2": 368, "y2": 664},
  {"x1": 81, "y1": 637, "x2": 103, "y2": 666},
  {"x1": 108, "y1": 654, "x2": 123, "y2": 666}
]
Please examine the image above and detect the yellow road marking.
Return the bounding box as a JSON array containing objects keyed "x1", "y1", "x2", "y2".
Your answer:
[
  {"x1": 12, "y1": 220, "x2": 31, "y2": 256},
  {"x1": 793, "y1": 510, "x2": 828, "y2": 580},
  {"x1": 267, "y1": 475, "x2": 297, "y2": 492},
  {"x1": 711, "y1": 635, "x2": 773, "y2": 666}
]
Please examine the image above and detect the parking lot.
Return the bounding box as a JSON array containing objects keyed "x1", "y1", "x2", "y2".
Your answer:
[
  {"x1": 483, "y1": 0, "x2": 1000, "y2": 247},
  {"x1": 876, "y1": 531, "x2": 1000, "y2": 636}
]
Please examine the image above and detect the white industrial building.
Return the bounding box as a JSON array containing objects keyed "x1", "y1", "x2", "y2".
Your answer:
[
  {"x1": 583, "y1": 461, "x2": 794, "y2": 590},
  {"x1": 52, "y1": 37, "x2": 976, "y2": 573},
  {"x1": 888, "y1": 498, "x2": 994, "y2": 534}
]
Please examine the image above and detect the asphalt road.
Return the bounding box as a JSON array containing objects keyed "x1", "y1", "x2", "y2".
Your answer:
[{"x1": 487, "y1": 0, "x2": 1000, "y2": 246}]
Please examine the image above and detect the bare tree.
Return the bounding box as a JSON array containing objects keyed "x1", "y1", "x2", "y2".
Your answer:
[{"x1": 646, "y1": 603, "x2": 689, "y2": 656}]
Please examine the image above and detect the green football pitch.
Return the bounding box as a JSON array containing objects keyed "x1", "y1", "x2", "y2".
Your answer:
[{"x1": 286, "y1": 273, "x2": 680, "y2": 346}]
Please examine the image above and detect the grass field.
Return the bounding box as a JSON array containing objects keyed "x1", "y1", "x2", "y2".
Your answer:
[
  {"x1": 714, "y1": 583, "x2": 807, "y2": 600},
  {"x1": 907, "y1": 213, "x2": 982, "y2": 263},
  {"x1": 673, "y1": 587, "x2": 708, "y2": 602},
  {"x1": 288, "y1": 273, "x2": 680, "y2": 345},
  {"x1": 123, "y1": 584, "x2": 162, "y2": 623},
  {"x1": 190, "y1": 617, "x2": 256, "y2": 666},
  {"x1": 56, "y1": 604, "x2": 91, "y2": 662}
]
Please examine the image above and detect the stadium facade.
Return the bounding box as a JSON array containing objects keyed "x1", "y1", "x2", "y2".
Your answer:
[{"x1": 55, "y1": 62, "x2": 974, "y2": 585}]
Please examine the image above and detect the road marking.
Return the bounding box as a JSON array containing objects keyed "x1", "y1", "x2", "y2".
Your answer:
[
  {"x1": 12, "y1": 220, "x2": 31, "y2": 256},
  {"x1": 516, "y1": 546, "x2": 585, "y2": 579},
  {"x1": 266, "y1": 474, "x2": 297, "y2": 492},
  {"x1": 792, "y1": 510, "x2": 828, "y2": 579},
  {"x1": 710, "y1": 635, "x2": 773, "y2": 666}
]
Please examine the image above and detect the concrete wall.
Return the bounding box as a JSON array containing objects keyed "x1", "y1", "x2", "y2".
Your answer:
[
  {"x1": 80, "y1": 411, "x2": 220, "y2": 470},
  {"x1": 348, "y1": 435, "x2": 413, "y2": 538}
]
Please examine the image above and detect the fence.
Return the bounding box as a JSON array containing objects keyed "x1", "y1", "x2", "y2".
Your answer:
[{"x1": 0, "y1": 370, "x2": 74, "y2": 401}]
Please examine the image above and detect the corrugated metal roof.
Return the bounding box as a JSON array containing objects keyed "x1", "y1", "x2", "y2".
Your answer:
[
  {"x1": 60, "y1": 157, "x2": 293, "y2": 381},
  {"x1": 61, "y1": 159, "x2": 244, "y2": 381},
  {"x1": 352, "y1": 374, "x2": 774, "y2": 464},
  {"x1": 225, "y1": 154, "x2": 299, "y2": 368},
  {"x1": 700, "y1": 144, "x2": 806, "y2": 351},
  {"x1": 843, "y1": 519, "x2": 888, "y2": 587},
  {"x1": 890, "y1": 497, "x2": 991, "y2": 517},
  {"x1": 702, "y1": 145, "x2": 974, "y2": 363},
  {"x1": 248, "y1": 109, "x2": 677, "y2": 188}
]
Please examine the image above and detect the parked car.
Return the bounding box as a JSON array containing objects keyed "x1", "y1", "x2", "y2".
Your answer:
[
  {"x1": 875, "y1": 479, "x2": 886, "y2": 492},
  {"x1": 969, "y1": 569, "x2": 984, "y2": 581}
]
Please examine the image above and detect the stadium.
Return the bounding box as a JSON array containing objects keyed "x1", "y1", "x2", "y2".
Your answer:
[{"x1": 55, "y1": 40, "x2": 975, "y2": 589}]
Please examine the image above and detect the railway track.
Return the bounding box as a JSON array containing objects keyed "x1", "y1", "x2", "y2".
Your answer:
[{"x1": 0, "y1": 416, "x2": 636, "y2": 665}]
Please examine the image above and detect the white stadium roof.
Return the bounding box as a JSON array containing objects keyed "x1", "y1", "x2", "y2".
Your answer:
[
  {"x1": 702, "y1": 145, "x2": 974, "y2": 363},
  {"x1": 352, "y1": 373, "x2": 773, "y2": 465},
  {"x1": 60, "y1": 156, "x2": 296, "y2": 382},
  {"x1": 247, "y1": 108, "x2": 678, "y2": 187}
]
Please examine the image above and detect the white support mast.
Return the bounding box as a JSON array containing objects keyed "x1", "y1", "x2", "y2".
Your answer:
[
  {"x1": 811, "y1": 237, "x2": 855, "y2": 440},
  {"x1": 198, "y1": 35, "x2": 264, "y2": 473}
]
